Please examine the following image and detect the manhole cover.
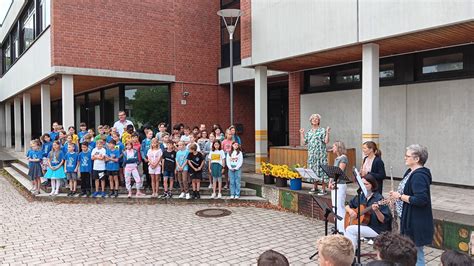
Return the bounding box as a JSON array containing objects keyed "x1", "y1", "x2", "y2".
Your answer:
[{"x1": 195, "y1": 208, "x2": 232, "y2": 218}]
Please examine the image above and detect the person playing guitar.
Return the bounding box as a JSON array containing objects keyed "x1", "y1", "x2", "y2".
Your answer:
[{"x1": 344, "y1": 174, "x2": 392, "y2": 251}]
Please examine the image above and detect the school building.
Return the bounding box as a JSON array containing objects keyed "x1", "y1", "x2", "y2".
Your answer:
[{"x1": 0, "y1": 0, "x2": 473, "y2": 186}]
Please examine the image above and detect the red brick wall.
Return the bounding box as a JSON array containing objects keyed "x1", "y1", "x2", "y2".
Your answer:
[
  {"x1": 241, "y1": 0, "x2": 252, "y2": 59},
  {"x1": 51, "y1": 0, "x2": 256, "y2": 152},
  {"x1": 51, "y1": 0, "x2": 220, "y2": 83},
  {"x1": 288, "y1": 72, "x2": 303, "y2": 146},
  {"x1": 170, "y1": 83, "x2": 255, "y2": 152}
]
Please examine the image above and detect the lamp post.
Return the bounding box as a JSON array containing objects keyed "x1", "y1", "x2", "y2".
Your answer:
[{"x1": 218, "y1": 8, "x2": 241, "y2": 126}]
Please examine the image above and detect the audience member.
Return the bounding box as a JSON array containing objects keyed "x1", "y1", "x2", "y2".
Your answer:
[{"x1": 317, "y1": 234, "x2": 354, "y2": 266}]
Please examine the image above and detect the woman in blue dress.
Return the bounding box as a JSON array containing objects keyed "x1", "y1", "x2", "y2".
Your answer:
[{"x1": 44, "y1": 141, "x2": 66, "y2": 196}]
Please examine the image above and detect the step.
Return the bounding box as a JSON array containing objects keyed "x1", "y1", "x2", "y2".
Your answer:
[
  {"x1": 3, "y1": 165, "x2": 267, "y2": 204},
  {"x1": 10, "y1": 162, "x2": 29, "y2": 178},
  {"x1": 18, "y1": 158, "x2": 29, "y2": 168},
  {"x1": 10, "y1": 163, "x2": 254, "y2": 195},
  {"x1": 34, "y1": 193, "x2": 267, "y2": 203},
  {"x1": 3, "y1": 167, "x2": 47, "y2": 194},
  {"x1": 49, "y1": 187, "x2": 256, "y2": 196}
]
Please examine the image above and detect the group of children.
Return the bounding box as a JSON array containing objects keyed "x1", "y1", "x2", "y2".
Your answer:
[{"x1": 26, "y1": 122, "x2": 244, "y2": 200}]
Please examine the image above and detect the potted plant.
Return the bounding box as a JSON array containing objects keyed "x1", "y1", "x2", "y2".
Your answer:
[
  {"x1": 271, "y1": 164, "x2": 289, "y2": 187},
  {"x1": 288, "y1": 164, "x2": 302, "y2": 190},
  {"x1": 260, "y1": 162, "x2": 275, "y2": 184}
]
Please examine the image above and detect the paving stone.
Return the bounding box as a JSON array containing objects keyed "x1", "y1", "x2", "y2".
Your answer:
[{"x1": 0, "y1": 174, "x2": 444, "y2": 265}]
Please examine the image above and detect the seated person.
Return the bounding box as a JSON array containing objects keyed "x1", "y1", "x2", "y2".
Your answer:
[
  {"x1": 257, "y1": 250, "x2": 289, "y2": 266},
  {"x1": 344, "y1": 174, "x2": 392, "y2": 251},
  {"x1": 317, "y1": 234, "x2": 354, "y2": 266}
]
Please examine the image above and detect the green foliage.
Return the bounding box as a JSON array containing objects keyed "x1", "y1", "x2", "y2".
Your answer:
[{"x1": 128, "y1": 86, "x2": 169, "y2": 126}]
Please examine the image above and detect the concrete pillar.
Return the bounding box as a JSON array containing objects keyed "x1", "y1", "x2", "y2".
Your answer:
[
  {"x1": 62, "y1": 75, "x2": 75, "y2": 129},
  {"x1": 23, "y1": 93, "x2": 32, "y2": 151},
  {"x1": 41, "y1": 84, "x2": 51, "y2": 134},
  {"x1": 254, "y1": 66, "x2": 268, "y2": 173},
  {"x1": 0, "y1": 103, "x2": 5, "y2": 147},
  {"x1": 14, "y1": 97, "x2": 22, "y2": 151},
  {"x1": 5, "y1": 102, "x2": 12, "y2": 148},
  {"x1": 362, "y1": 43, "x2": 380, "y2": 144},
  {"x1": 94, "y1": 105, "x2": 101, "y2": 127}
]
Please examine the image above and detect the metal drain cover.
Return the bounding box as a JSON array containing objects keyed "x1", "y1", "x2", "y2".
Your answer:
[{"x1": 195, "y1": 208, "x2": 232, "y2": 218}]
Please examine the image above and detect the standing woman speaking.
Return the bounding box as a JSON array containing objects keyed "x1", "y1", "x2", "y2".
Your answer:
[
  {"x1": 300, "y1": 114, "x2": 330, "y2": 195},
  {"x1": 389, "y1": 144, "x2": 433, "y2": 266}
]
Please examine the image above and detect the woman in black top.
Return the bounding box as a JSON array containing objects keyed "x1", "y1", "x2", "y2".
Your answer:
[
  {"x1": 344, "y1": 174, "x2": 392, "y2": 251},
  {"x1": 360, "y1": 141, "x2": 386, "y2": 194}
]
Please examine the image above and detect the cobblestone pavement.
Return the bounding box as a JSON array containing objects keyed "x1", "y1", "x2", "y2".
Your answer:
[{"x1": 0, "y1": 175, "x2": 442, "y2": 265}]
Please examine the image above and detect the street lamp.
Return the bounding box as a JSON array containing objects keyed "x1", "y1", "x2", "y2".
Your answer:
[{"x1": 218, "y1": 8, "x2": 241, "y2": 126}]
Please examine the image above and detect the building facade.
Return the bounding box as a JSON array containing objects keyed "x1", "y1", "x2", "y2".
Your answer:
[
  {"x1": 235, "y1": 0, "x2": 474, "y2": 186},
  {"x1": 0, "y1": 0, "x2": 256, "y2": 153},
  {"x1": 1, "y1": 0, "x2": 473, "y2": 186}
]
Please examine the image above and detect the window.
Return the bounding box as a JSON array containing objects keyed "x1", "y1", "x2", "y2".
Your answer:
[
  {"x1": 38, "y1": 0, "x2": 50, "y2": 32},
  {"x1": 422, "y1": 53, "x2": 463, "y2": 74},
  {"x1": 309, "y1": 73, "x2": 330, "y2": 87},
  {"x1": 11, "y1": 27, "x2": 19, "y2": 61},
  {"x1": 336, "y1": 68, "x2": 360, "y2": 84},
  {"x1": 124, "y1": 85, "x2": 170, "y2": 127},
  {"x1": 380, "y1": 63, "x2": 395, "y2": 79},
  {"x1": 20, "y1": 3, "x2": 35, "y2": 53},
  {"x1": 220, "y1": 0, "x2": 241, "y2": 68},
  {"x1": 3, "y1": 38, "x2": 11, "y2": 71}
]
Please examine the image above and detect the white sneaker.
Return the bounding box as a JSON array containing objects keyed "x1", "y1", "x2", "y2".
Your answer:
[
  {"x1": 217, "y1": 193, "x2": 222, "y2": 199},
  {"x1": 208, "y1": 184, "x2": 212, "y2": 189},
  {"x1": 235, "y1": 195, "x2": 240, "y2": 199},
  {"x1": 368, "y1": 239, "x2": 374, "y2": 245},
  {"x1": 54, "y1": 190, "x2": 59, "y2": 195},
  {"x1": 230, "y1": 195, "x2": 235, "y2": 199},
  {"x1": 185, "y1": 193, "x2": 191, "y2": 200},
  {"x1": 179, "y1": 192, "x2": 185, "y2": 198},
  {"x1": 211, "y1": 193, "x2": 216, "y2": 199}
]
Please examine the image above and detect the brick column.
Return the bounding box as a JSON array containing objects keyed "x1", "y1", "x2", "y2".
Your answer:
[{"x1": 288, "y1": 71, "x2": 303, "y2": 146}]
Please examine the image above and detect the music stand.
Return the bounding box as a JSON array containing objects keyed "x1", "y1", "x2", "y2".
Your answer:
[
  {"x1": 309, "y1": 195, "x2": 343, "y2": 260},
  {"x1": 353, "y1": 167, "x2": 368, "y2": 265},
  {"x1": 320, "y1": 165, "x2": 350, "y2": 234}
]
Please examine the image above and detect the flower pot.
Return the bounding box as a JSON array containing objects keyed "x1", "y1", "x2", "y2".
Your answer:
[
  {"x1": 289, "y1": 178, "x2": 302, "y2": 190},
  {"x1": 263, "y1": 175, "x2": 275, "y2": 184},
  {"x1": 275, "y1": 177, "x2": 288, "y2": 187}
]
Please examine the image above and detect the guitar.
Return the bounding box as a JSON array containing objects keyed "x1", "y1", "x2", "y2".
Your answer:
[{"x1": 344, "y1": 198, "x2": 391, "y2": 229}]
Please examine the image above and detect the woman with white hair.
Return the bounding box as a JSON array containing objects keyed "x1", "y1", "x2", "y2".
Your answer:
[
  {"x1": 389, "y1": 144, "x2": 433, "y2": 266},
  {"x1": 299, "y1": 113, "x2": 330, "y2": 195}
]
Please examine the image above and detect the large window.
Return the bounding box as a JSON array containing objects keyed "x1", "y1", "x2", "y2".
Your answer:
[
  {"x1": 304, "y1": 44, "x2": 473, "y2": 93},
  {"x1": 20, "y1": 3, "x2": 35, "y2": 53},
  {"x1": 1, "y1": 0, "x2": 50, "y2": 75},
  {"x1": 11, "y1": 27, "x2": 19, "y2": 60},
  {"x1": 38, "y1": 0, "x2": 51, "y2": 32},
  {"x1": 220, "y1": 0, "x2": 241, "y2": 68},
  {"x1": 422, "y1": 53, "x2": 463, "y2": 74},
  {"x1": 3, "y1": 38, "x2": 11, "y2": 72},
  {"x1": 124, "y1": 85, "x2": 170, "y2": 127}
]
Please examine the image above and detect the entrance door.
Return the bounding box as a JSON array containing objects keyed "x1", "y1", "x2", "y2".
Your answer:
[{"x1": 268, "y1": 86, "x2": 289, "y2": 146}]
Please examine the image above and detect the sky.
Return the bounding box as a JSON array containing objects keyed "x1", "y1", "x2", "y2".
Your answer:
[{"x1": 0, "y1": 0, "x2": 13, "y2": 26}]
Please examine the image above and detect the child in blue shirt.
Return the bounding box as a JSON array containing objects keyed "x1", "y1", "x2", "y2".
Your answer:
[
  {"x1": 64, "y1": 143, "x2": 79, "y2": 196},
  {"x1": 26, "y1": 139, "x2": 44, "y2": 194},
  {"x1": 106, "y1": 139, "x2": 120, "y2": 198},
  {"x1": 78, "y1": 122, "x2": 88, "y2": 143},
  {"x1": 141, "y1": 130, "x2": 153, "y2": 192},
  {"x1": 176, "y1": 141, "x2": 190, "y2": 199},
  {"x1": 44, "y1": 141, "x2": 66, "y2": 196},
  {"x1": 78, "y1": 142, "x2": 92, "y2": 197}
]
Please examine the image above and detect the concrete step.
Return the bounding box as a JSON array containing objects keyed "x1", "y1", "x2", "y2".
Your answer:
[
  {"x1": 46, "y1": 187, "x2": 256, "y2": 196},
  {"x1": 3, "y1": 167, "x2": 47, "y2": 194},
  {"x1": 3, "y1": 165, "x2": 267, "y2": 204},
  {"x1": 9, "y1": 162, "x2": 252, "y2": 195}
]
